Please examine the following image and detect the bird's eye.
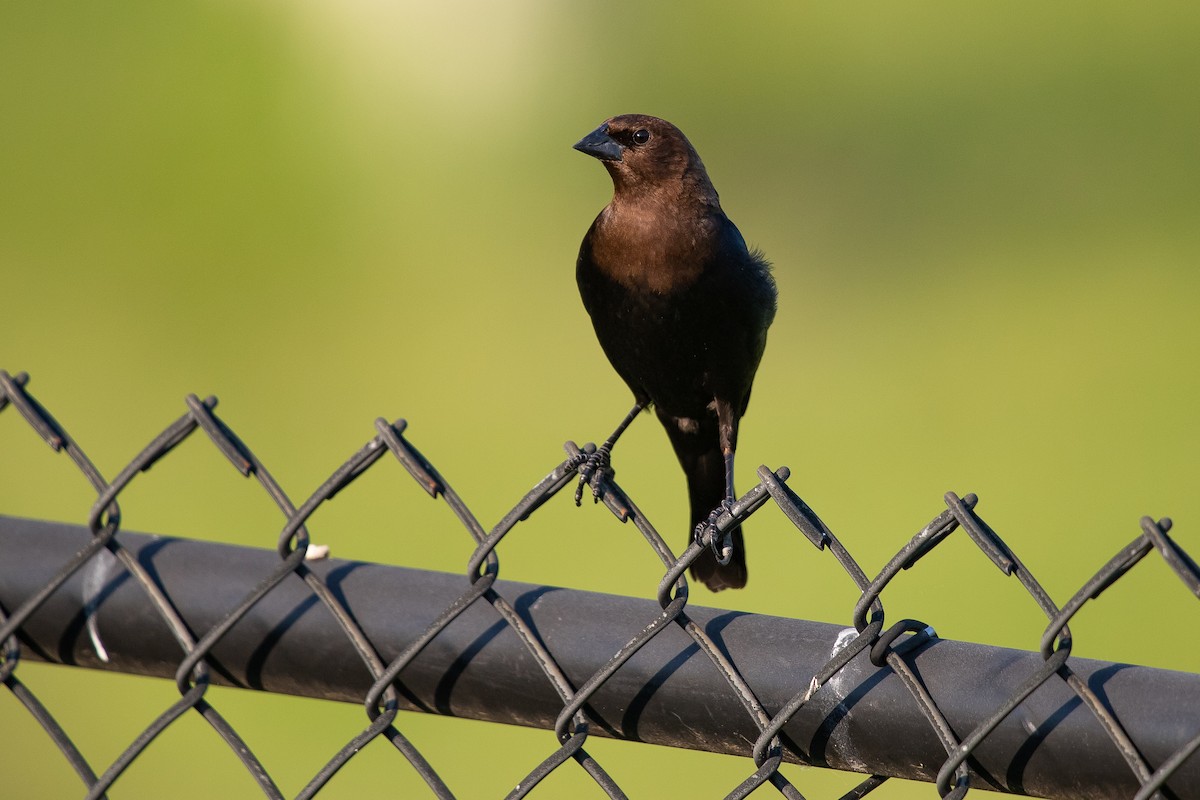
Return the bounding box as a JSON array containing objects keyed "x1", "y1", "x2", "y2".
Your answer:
[{"x1": 632, "y1": 129, "x2": 651, "y2": 145}]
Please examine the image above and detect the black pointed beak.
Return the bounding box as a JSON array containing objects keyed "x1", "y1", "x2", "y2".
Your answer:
[{"x1": 573, "y1": 124, "x2": 624, "y2": 162}]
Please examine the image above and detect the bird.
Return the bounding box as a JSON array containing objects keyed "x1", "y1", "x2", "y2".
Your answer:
[{"x1": 572, "y1": 114, "x2": 777, "y2": 591}]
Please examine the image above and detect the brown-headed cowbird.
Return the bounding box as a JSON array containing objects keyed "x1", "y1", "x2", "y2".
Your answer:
[{"x1": 572, "y1": 114, "x2": 777, "y2": 591}]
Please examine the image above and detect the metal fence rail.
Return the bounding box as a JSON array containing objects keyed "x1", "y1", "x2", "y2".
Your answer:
[{"x1": 1, "y1": 368, "x2": 1198, "y2": 799}]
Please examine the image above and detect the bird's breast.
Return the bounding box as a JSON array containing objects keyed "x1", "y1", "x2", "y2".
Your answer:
[{"x1": 589, "y1": 205, "x2": 711, "y2": 293}]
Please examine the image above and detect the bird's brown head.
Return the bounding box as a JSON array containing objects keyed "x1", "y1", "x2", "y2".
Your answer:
[{"x1": 573, "y1": 114, "x2": 714, "y2": 199}]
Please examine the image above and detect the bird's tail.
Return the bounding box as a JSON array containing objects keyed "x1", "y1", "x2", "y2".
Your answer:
[{"x1": 660, "y1": 415, "x2": 747, "y2": 591}]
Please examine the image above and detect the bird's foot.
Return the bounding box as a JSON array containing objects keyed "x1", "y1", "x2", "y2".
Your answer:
[
  {"x1": 573, "y1": 444, "x2": 614, "y2": 506},
  {"x1": 694, "y1": 498, "x2": 737, "y2": 565}
]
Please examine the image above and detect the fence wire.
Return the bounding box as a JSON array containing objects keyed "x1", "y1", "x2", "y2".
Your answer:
[{"x1": 1, "y1": 368, "x2": 1197, "y2": 799}]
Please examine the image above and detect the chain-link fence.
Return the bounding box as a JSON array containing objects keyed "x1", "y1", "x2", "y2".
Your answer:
[{"x1": 2, "y1": 368, "x2": 1198, "y2": 799}]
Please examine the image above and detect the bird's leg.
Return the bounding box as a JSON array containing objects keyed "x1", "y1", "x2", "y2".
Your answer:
[
  {"x1": 575, "y1": 401, "x2": 644, "y2": 505},
  {"x1": 696, "y1": 401, "x2": 740, "y2": 564},
  {"x1": 723, "y1": 448, "x2": 736, "y2": 506}
]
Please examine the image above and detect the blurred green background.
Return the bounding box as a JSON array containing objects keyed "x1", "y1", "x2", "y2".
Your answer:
[{"x1": 3, "y1": 2, "x2": 1198, "y2": 797}]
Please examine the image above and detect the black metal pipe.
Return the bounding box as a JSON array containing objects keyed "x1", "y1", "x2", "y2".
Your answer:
[{"x1": 1, "y1": 515, "x2": 1196, "y2": 797}]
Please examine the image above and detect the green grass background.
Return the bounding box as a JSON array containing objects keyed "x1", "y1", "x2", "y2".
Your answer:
[{"x1": 2, "y1": 2, "x2": 1198, "y2": 797}]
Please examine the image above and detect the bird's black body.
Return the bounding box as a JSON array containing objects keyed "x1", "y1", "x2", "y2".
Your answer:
[{"x1": 573, "y1": 114, "x2": 776, "y2": 591}]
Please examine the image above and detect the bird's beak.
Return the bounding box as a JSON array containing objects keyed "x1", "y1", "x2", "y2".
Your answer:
[{"x1": 573, "y1": 124, "x2": 624, "y2": 162}]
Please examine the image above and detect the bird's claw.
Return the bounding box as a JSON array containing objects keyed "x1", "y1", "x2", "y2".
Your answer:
[
  {"x1": 573, "y1": 445, "x2": 613, "y2": 506},
  {"x1": 694, "y1": 498, "x2": 737, "y2": 565}
]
